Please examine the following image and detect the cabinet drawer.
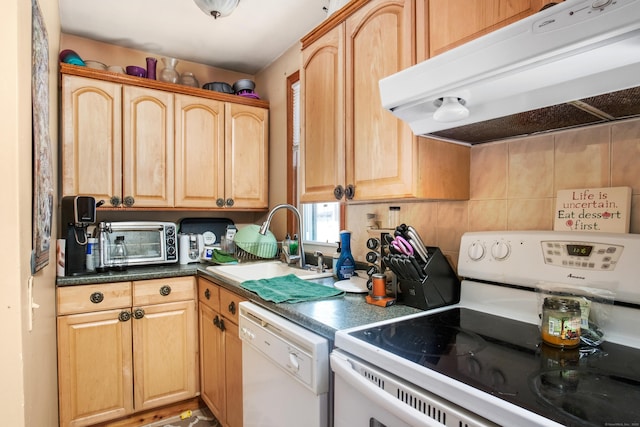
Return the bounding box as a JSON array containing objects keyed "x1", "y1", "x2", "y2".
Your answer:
[
  {"x1": 133, "y1": 276, "x2": 195, "y2": 306},
  {"x1": 219, "y1": 288, "x2": 245, "y2": 325},
  {"x1": 57, "y1": 282, "x2": 132, "y2": 315},
  {"x1": 198, "y1": 277, "x2": 220, "y2": 312}
]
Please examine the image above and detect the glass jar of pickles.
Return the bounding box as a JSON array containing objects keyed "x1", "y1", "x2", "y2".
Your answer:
[{"x1": 541, "y1": 297, "x2": 581, "y2": 348}]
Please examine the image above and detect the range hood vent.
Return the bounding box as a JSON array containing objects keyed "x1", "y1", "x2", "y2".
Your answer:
[
  {"x1": 379, "y1": 0, "x2": 640, "y2": 145},
  {"x1": 432, "y1": 86, "x2": 640, "y2": 145}
]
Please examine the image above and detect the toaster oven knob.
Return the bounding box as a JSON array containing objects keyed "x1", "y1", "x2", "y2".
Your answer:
[
  {"x1": 118, "y1": 311, "x2": 132, "y2": 322},
  {"x1": 123, "y1": 196, "x2": 135, "y2": 207},
  {"x1": 226, "y1": 198, "x2": 234, "y2": 207},
  {"x1": 159, "y1": 285, "x2": 172, "y2": 296},
  {"x1": 133, "y1": 308, "x2": 145, "y2": 319},
  {"x1": 110, "y1": 196, "x2": 121, "y2": 207},
  {"x1": 216, "y1": 198, "x2": 225, "y2": 207},
  {"x1": 90, "y1": 292, "x2": 104, "y2": 304}
]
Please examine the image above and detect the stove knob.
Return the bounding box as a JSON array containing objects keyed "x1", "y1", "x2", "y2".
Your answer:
[
  {"x1": 467, "y1": 241, "x2": 485, "y2": 261},
  {"x1": 491, "y1": 240, "x2": 511, "y2": 260}
]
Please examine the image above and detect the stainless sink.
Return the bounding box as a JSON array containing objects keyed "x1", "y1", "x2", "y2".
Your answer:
[{"x1": 206, "y1": 260, "x2": 333, "y2": 282}]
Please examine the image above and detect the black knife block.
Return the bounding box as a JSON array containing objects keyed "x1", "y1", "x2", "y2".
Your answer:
[{"x1": 397, "y1": 247, "x2": 460, "y2": 310}]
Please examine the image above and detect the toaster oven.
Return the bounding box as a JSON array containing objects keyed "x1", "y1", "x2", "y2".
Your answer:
[{"x1": 100, "y1": 221, "x2": 178, "y2": 267}]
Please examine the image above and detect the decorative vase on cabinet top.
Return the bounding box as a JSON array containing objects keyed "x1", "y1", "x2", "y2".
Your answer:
[
  {"x1": 146, "y1": 57, "x2": 157, "y2": 80},
  {"x1": 159, "y1": 57, "x2": 179, "y2": 84},
  {"x1": 179, "y1": 72, "x2": 199, "y2": 88}
]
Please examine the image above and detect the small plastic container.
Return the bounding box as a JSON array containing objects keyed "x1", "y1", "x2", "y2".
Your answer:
[
  {"x1": 541, "y1": 297, "x2": 581, "y2": 348},
  {"x1": 388, "y1": 206, "x2": 400, "y2": 228}
]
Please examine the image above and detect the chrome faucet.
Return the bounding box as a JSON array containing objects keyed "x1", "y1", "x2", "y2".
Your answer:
[{"x1": 259, "y1": 204, "x2": 306, "y2": 269}]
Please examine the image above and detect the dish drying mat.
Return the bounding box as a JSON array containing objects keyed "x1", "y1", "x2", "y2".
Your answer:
[{"x1": 240, "y1": 274, "x2": 345, "y2": 303}]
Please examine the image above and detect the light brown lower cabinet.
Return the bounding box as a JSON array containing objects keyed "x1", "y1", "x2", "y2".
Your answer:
[
  {"x1": 56, "y1": 277, "x2": 198, "y2": 427},
  {"x1": 198, "y1": 277, "x2": 245, "y2": 427}
]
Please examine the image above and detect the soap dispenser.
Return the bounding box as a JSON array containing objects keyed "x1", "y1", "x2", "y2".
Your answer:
[{"x1": 335, "y1": 230, "x2": 355, "y2": 280}]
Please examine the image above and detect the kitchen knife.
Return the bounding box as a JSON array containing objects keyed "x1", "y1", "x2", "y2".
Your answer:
[
  {"x1": 400, "y1": 255, "x2": 422, "y2": 281},
  {"x1": 408, "y1": 256, "x2": 426, "y2": 280},
  {"x1": 407, "y1": 227, "x2": 429, "y2": 262}
]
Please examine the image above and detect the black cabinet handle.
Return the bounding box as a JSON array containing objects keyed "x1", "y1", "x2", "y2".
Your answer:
[
  {"x1": 334, "y1": 185, "x2": 345, "y2": 200},
  {"x1": 90, "y1": 292, "x2": 104, "y2": 304},
  {"x1": 159, "y1": 285, "x2": 171, "y2": 296},
  {"x1": 345, "y1": 184, "x2": 355, "y2": 200},
  {"x1": 204, "y1": 288, "x2": 211, "y2": 300},
  {"x1": 119, "y1": 311, "x2": 132, "y2": 322},
  {"x1": 133, "y1": 308, "x2": 145, "y2": 319},
  {"x1": 228, "y1": 301, "x2": 236, "y2": 315}
]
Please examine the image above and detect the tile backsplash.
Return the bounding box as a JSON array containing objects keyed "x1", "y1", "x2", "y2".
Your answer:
[{"x1": 346, "y1": 117, "x2": 640, "y2": 271}]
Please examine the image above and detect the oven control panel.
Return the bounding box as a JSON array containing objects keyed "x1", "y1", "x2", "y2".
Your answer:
[
  {"x1": 458, "y1": 231, "x2": 640, "y2": 305},
  {"x1": 541, "y1": 240, "x2": 623, "y2": 270}
]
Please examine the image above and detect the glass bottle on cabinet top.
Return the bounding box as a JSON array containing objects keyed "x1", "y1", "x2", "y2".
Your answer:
[{"x1": 159, "y1": 57, "x2": 180, "y2": 84}]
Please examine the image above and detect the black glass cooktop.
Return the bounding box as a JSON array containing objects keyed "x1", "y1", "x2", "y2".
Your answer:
[{"x1": 349, "y1": 308, "x2": 640, "y2": 426}]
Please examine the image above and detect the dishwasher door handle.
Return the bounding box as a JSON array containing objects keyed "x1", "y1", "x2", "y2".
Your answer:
[{"x1": 331, "y1": 352, "x2": 444, "y2": 427}]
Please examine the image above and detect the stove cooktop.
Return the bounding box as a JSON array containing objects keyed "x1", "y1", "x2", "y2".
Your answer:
[{"x1": 348, "y1": 307, "x2": 640, "y2": 426}]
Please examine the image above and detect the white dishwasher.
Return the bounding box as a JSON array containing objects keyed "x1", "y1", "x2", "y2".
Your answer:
[{"x1": 239, "y1": 301, "x2": 330, "y2": 427}]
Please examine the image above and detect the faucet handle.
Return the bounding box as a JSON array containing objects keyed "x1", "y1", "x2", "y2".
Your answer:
[{"x1": 314, "y1": 251, "x2": 325, "y2": 273}]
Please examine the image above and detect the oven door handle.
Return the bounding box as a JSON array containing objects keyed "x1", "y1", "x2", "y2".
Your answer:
[{"x1": 331, "y1": 352, "x2": 444, "y2": 427}]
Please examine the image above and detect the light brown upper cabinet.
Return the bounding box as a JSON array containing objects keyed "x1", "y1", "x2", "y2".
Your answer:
[
  {"x1": 61, "y1": 65, "x2": 269, "y2": 211},
  {"x1": 426, "y1": 0, "x2": 549, "y2": 59},
  {"x1": 300, "y1": 0, "x2": 470, "y2": 203},
  {"x1": 62, "y1": 75, "x2": 174, "y2": 208}
]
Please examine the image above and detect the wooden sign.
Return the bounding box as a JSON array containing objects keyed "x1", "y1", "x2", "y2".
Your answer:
[{"x1": 554, "y1": 187, "x2": 632, "y2": 233}]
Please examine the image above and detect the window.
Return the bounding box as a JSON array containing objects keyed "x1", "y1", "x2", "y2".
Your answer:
[{"x1": 288, "y1": 73, "x2": 341, "y2": 245}]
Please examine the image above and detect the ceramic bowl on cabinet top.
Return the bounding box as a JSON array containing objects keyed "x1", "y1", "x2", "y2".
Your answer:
[
  {"x1": 125, "y1": 65, "x2": 146, "y2": 78},
  {"x1": 84, "y1": 60, "x2": 107, "y2": 70}
]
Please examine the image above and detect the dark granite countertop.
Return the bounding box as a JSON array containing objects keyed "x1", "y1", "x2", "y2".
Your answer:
[{"x1": 56, "y1": 262, "x2": 423, "y2": 341}]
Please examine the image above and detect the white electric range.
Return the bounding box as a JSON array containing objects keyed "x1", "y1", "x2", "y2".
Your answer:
[{"x1": 331, "y1": 231, "x2": 640, "y2": 427}]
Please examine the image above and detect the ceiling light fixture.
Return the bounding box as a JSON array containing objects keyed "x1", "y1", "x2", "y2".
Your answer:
[
  {"x1": 194, "y1": 0, "x2": 239, "y2": 19},
  {"x1": 433, "y1": 97, "x2": 469, "y2": 122}
]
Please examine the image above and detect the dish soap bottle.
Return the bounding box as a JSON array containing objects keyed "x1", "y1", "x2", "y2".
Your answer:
[
  {"x1": 290, "y1": 234, "x2": 299, "y2": 256},
  {"x1": 336, "y1": 230, "x2": 355, "y2": 280}
]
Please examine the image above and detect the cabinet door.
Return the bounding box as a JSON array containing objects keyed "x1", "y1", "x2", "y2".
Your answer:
[
  {"x1": 61, "y1": 75, "x2": 122, "y2": 201},
  {"x1": 122, "y1": 86, "x2": 175, "y2": 208},
  {"x1": 174, "y1": 94, "x2": 225, "y2": 208},
  {"x1": 132, "y1": 300, "x2": 198, "y2": 410},
  {"x1": 346, "y1": 0, "x2": 418, "y2": 200},
  {"x1": 429, "y1": 0, "x2": 547, "y2": 57},
  {"x1": 57, "y1": 309, "x2": 133, "y2": 427},
  {"x1": 224, "y1": 103, "x2": 269, "y2": 209},
  {"x1": 223, "y1": 319, "x2": 243, "y2": 427},
  {"x1": 300, "y1": 24, "x2": 346, "y2": 203},
  {"x1": 199, "y1": 303, "x2": 226, "y2": 422}
]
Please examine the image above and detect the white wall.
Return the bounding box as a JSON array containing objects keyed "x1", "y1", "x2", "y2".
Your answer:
[
  {"x1": 255, "y1": 43, "x2": 302, "y2": 237},
  {"x1": 1, "y1": 0, "x2": 60, "y2": 425}
]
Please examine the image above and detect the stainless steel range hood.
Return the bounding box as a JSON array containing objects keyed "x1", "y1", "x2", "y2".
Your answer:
[{"x1": 379, "y1": 0, "x2": 640, "y2": 145}]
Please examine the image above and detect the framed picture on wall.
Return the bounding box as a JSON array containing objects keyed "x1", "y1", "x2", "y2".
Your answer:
[{"x1": 31, "y1": 0, "x2": 54, "y2": 274}]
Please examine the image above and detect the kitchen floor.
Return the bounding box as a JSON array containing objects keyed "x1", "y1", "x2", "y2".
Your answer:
[{"x1": 143, "y1": 408, "x2": 219, "y2": 427}]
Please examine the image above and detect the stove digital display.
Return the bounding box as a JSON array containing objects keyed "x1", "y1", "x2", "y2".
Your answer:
[{"x1": 566, "y1": 244, "x2": 593, "y2": 257}]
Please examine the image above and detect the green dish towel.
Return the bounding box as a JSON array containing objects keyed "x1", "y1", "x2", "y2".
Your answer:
[{"x1": 241, "y1": 274, "x2": 344, "y2": 303}]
